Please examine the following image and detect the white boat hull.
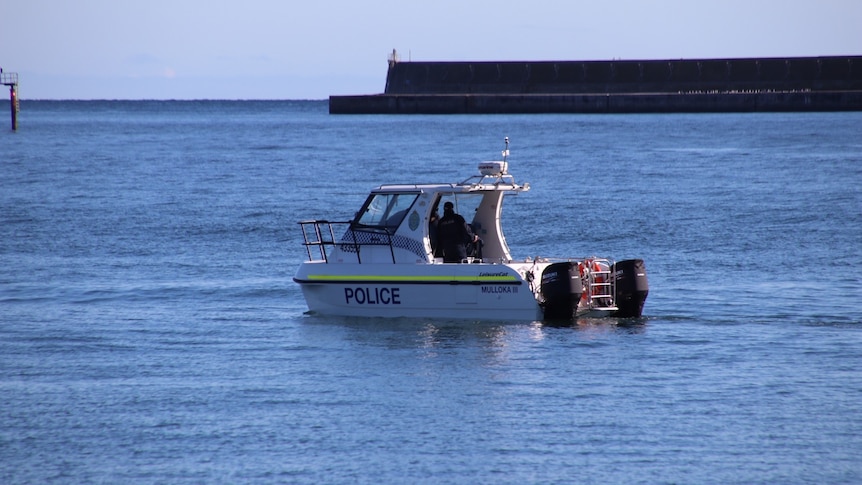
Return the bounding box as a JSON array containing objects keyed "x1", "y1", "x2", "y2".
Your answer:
[{"x1": 294, "y1": 261, "x2": 545, "y2": 320}]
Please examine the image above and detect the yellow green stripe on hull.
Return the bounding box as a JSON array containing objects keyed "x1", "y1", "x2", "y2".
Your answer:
[{"x1": 305, "y1": 274, "x2": 519, "y2": 283}]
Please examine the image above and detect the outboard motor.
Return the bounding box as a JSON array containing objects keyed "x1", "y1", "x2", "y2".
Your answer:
[
  {"x1": 541, "y1": 262, "x2": 584, "y2": 321},
  {"x1": 611, "y1": 259, "x2": 649, "y2": 318}
]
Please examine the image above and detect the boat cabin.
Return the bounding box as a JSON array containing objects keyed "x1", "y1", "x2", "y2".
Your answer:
[{"x1": 300, "y1": 161, "x2": 530, "y2": 265}]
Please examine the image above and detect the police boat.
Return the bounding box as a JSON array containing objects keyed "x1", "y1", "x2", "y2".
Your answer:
[{"x1": 293, "y1": 138, "x2": 648, "y2": 321}]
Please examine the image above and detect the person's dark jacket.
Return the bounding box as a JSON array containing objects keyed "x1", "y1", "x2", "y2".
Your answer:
[{"x1": 436, "y1": 208, "x2": 475, "y2": 263}]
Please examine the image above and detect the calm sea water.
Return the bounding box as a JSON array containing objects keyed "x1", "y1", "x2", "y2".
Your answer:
[{"x1": 2, "y1": 101, "x2": 861, "y2": 484}]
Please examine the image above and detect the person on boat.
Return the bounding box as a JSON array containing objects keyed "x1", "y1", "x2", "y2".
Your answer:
[
  {"x1": 436, "y1": 201, "x2": 479, "y2": 263},
  {"x1": 429, "y1": 207, "x2": 441, "y2": 257}
]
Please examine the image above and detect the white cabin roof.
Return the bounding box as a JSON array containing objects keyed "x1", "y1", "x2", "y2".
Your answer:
[{"x1": 369, "y1": 168, "x2": 530, "y2": 195}]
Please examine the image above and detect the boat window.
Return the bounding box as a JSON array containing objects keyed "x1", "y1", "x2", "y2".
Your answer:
[
  {"x1": 354, "y1": 192, "x2": 419, "y2": 230},
  {"x1": 437, "y1": 194, "x2": 484, "y2": 225}
]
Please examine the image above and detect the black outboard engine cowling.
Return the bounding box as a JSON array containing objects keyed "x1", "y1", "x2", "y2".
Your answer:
[
  {"x1": 611, "y1": 259, "x2": 649, "y2": 318},
  {"x1": 541, "y1": 262, "x2": 584, "y2": 320}
]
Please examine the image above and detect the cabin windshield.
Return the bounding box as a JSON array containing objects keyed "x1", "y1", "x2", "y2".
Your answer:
[{"x1": 354, "y1": 192, "x2": 420, "y2": 230}]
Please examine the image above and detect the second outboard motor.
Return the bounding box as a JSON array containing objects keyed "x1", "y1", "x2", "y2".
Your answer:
[
  {"x1": 611, "y1": 259, "x2": 649, "y2": 318},
  {"x1": 541, "y1": 262, "x2": 584, "y2": 321}
]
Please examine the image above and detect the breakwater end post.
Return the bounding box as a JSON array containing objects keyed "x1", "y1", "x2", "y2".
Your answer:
[{"x1": 1, "y1": 69, "x2": 19, "y2": 130}]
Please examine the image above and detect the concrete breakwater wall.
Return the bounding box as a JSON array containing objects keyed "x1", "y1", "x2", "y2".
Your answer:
[{"x1": 330, "y1": 56, "x2": 862, "y2": 114}]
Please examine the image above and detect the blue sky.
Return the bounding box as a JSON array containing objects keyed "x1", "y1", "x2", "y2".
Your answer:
[{"x1": 2, "y1": 0, "x2": 860, "y2": 99}]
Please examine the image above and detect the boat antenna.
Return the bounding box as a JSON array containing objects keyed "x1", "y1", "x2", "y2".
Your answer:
[{"x1": 502, "y1": 137, "x2": 509, "y2": 163}]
